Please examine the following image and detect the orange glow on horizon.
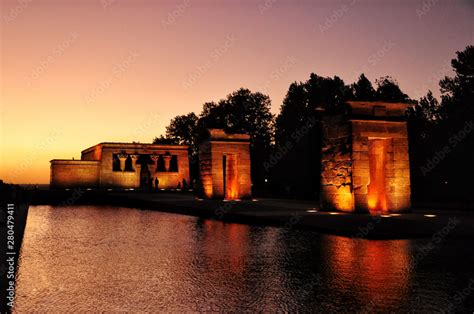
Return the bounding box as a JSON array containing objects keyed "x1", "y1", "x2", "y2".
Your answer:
[{"x1": 2, "y1": 1, "x2": 471, "y2": 184}]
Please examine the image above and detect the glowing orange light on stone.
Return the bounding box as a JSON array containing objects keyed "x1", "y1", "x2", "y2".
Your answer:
[
  {"x1": 336, "y1": 187, "x2": 354, "y2": 212},
  {"x1": 224, "y1": 154, "x2": 239, "y2": 200},
  {"x1": 200, "y1": 172, "x2": 213, "y2": 198},
  {"x1": 368, "y1": 139, "x2": 388, "y2": 214}
]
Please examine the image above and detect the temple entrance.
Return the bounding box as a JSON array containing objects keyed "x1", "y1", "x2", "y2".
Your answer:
[
  {"x1": 140, "y1": 164, "x2": 150, "y2": 189},
  {"x1": 368, "y1": 139, "x2": 388, "y2": 214},
  {"x1": 223, "y1": 154, "x2": 238, "y2": 200}
]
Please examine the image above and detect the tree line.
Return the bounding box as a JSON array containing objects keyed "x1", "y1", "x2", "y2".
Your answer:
[{"x1": 154, "y1": 45, "x2": 473, "y2": 205}]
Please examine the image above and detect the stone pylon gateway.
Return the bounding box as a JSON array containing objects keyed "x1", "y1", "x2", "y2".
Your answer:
[
  {"x1": 199, "y1": 129, "x2": 251, "y2": 200},
  {"x1": 319, "y1": 101, "x2": 411, "y2": 213}
]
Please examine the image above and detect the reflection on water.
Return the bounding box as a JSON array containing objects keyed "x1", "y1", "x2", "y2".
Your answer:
[
  {"x1": 324, "y1": 236, "x2": 410, "y2": 312},
  {"x1": 15, "y1": 206, "x2": 474, "y2": 312}
]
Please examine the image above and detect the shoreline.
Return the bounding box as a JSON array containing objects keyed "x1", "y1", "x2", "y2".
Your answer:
[{"x1": 28, "y1": 189, "x2": 474, "y2": 240}]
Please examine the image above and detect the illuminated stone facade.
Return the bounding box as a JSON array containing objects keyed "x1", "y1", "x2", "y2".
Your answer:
[
  {"x1": 320, "y1": 101, "x2": 411, "y2": 213},
  {"x1": 50, "y1": 143, "x2": 190, "y2": 189},
  {"x1": 199, "y1": 129, "x2": 251, "y2": 200}
]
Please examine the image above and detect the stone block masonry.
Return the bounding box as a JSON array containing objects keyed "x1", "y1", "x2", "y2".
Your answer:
[
  {"x1": 320, "y1": 101, "x2": 411, "y2": 213},
  {"x1": 199, "y1": 129, "x2": 251, "y2": 200},
  {"x1": 51, "y1": 142, "x2": 190, "y2": 189}
]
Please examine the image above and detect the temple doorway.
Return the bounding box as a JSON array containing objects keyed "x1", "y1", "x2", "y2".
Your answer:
[
  {"x1": 368, "y1": 139, "x2": 388, "y2": 214},
  {"x1": 140, "y1": 164, "x2": 150, "y2": 189},
  {"x1": 223, "y1": 154, "x2": 238, "y2": 200}
]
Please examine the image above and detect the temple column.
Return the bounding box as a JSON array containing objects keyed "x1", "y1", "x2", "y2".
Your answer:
[
  {"x1": 150, "y1": 154, "x2": 159, "y2": 173},
  {"x1": 117, "y1": 153, "x2": 128, "y2": 172},
  {"x1": 135, "y1": 163, "x2": 141, "y2": 187},
  {"x1": 163, "y1": 155, "x2": 172, "y2": 172},
  {"x1": 130, "y1": 154, "x2": 139, "y2": 171}
]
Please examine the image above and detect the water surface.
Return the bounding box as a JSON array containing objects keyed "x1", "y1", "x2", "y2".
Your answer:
[{"x1": 15, "y1": 205, "x2": 474, "y2": 312}]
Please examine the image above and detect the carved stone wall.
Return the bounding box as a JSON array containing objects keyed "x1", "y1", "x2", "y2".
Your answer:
[
  {"x1": 320, "y1": 102, "x2": 411, "y2": 213},
  {"x1": 320, "y1": 114, "x2": 354, "y2": 212}
]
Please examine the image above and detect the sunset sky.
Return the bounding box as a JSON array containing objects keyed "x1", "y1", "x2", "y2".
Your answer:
[{"x1": 1, "y1": 0, "x2": 473, "y2": 184}]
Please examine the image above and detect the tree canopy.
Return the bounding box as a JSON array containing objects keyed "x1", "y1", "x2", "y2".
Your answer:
[
  {"x1": 374, "y1": 76, "x2": 411, "y2": 103},
  {"x1": 198, "y1": 88, "x2": 274, "y2": 149},
  {"x1": 351, "y1": 73, "x2": 375, "y2": 101},
  {"x1": 408, "y1": 45, "x2": 474, "y2": 203},
  {"x1": 440, "y1": 45, "x2": 474, "y2": 116},
  {"x1": 152, "y1": 135, "x2": 176, "y2": 145},
  {"x1": 275, "y1": 74, "x2": 348, "y2": 145}
]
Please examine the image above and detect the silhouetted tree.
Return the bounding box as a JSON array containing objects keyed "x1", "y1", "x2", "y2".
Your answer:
[
  {"x1": 276, "y1": 74, "x2": 349, "y2": 145},
  {"x1": 408, "y1": 91, "x2": 443, "y2": 131},
  {"x1": 152, "y1": 135, "x2": 176, "y2": 145},
  {"x1": 306, "y1": 73, "x2": 348, "y2": 111},
  {"x1": 408, "y1": 45, "x2": 474, "y2": 206},
  {"x1": 440, "y1": 45, "x2": 474, "y2": 116},
  {"x1": 435, "y1": 45, "x2": 474, "y2": 203},
  {"x1": 351, "y1": 73, "x2": 376, "y2": 101},
  {"x1": 407, "y1": 91, "x2": 442, "y2": 201},
  {"x1": 375, "y1": 76, "x2": 410, "y2": 102},
  {"x1": 165, "y1": 113, "x2": 199, "y2": 154},
  {"x1": 199, "y1": 89, "x2": 274, "y2": 146},
  {"x1": 275, "y1": 82, "x2": 308, "y2": 145}
]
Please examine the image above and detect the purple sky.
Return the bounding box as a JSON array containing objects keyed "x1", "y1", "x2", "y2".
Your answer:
[{"x1": 1, "y1": 0, "x2": 473, "y2": 183}]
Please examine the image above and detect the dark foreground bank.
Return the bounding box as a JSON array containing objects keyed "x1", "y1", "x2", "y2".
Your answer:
[
  {"x1": 0, "y1": 184, "x2": 29, "y2": 313},
  {"x1": 29, "y1": 189, "x2": 474, "y2": 240}
]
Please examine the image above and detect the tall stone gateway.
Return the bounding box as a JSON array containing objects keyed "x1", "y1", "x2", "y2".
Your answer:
[
  {"x1": 199, "y1": 129, "x2": 251, "y2": 200},
  {"x1": 320, "y1": 101, "x2": 411, "y2": 214}
]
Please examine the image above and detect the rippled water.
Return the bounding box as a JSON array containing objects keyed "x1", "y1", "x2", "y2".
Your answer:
[{"x1": 15, "y1": 205, "x2": 474, "y2": 312}]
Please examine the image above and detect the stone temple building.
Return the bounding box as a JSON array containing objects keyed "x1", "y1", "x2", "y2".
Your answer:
[
  {"x1": 50, "y1": 142, "x2": 190, "y2": 189},
  {"x1": 199, "y1": 129, "x2": 251, "y2": 200},
  {"x1": 49, "y1": 105, "x2": 411, "y2": 213},
  {"x1": 320, "y1": 101, "x2": 411, "y2": 214}
]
